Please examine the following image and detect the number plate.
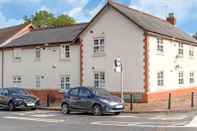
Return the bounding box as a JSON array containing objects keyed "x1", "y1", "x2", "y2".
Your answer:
[
  {"x1": 116, "y1": 105, "x2": 123, "y2": 108},
  {"x1": 27, "y1": 103, "x2": 35, "y2": 107}
]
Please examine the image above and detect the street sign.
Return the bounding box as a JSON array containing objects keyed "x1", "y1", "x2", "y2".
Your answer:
[{"x1": 114, "y1": 58, "x2": 122, "y2": 73}]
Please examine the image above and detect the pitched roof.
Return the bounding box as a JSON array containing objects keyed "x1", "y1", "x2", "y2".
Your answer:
[
  {"x1": 109, "y1": 2, "x2": 197, "y2": 43},
  {"x1": 4, "y1": 23, "x2": 88, "y2": 48},
  {"x1": 0, "y1": 24, "x2": 28, "y2": 44}
]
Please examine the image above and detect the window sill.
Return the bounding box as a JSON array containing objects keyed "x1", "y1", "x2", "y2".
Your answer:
[
  {"x1": 189, "y1": 56, "x2": 194, "y2": 60},
  {"x1": 12, "y1": 59, "x2": 21, "y2": 63},
  {"x1": 92, "y1": 53, "x2": 106, "y2": 57},
  {"x1": 156, "y1": 52, "x2": 164, "y2": 56},
  {"x1": 60, "y1": 58, "x2": 71, "y2": 62},
  {"x1": 34, "y1": 59, "x2": 41, "y2": 62}
]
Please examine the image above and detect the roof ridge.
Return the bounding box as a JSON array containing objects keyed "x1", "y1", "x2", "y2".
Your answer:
[
  {"x1": 109, "y1": 1, "x2": 169, "y2": 24},
  {"x1": 32, "y1": 23, "x2": 88, "y2": 31},
  {"x1": 0, "y1": 23, "x2": 27, "y2": 30}
]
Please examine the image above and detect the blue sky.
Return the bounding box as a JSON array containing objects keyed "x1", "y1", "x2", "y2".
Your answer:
[{"x1": 0, "y1": 0, "x2": 196, "y2": 35}]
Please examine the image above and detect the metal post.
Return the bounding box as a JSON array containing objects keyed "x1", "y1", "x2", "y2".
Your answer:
[
  {"x1": 168, "y1": 93, "x2": 171, "y2": 110},
  {"x1": 130, "y1": 94, "x2": 133, "y2": 111},
  {"x1": 191, "y1": 92, "x2": 194, "y2": 108},
  {"x1": 121, "y1": 67, "x2": 124, "y2": 103},
  {"x1": 47, "y1": 94, "x2": 50, "y2": 107}
]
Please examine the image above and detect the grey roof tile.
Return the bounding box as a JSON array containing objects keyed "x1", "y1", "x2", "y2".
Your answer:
[
  {"x1": 110, "y1": 2, "x2": 197, "y2": 43},
  {"x1": 5, "y1": 23, "x2": 87, "y2": 48}
]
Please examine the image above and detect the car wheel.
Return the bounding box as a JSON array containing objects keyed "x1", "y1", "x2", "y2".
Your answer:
[
  {"x1": 8, "y1": 102, "x2": 15, "y2": 111},
  {"x1": 61, "y1": 103, "x2": 70, "y2": 114},
  {"x1": 93, "y1": 104, "x2": 102, "y2": 116},
  {"x1": 115, "y1": 112, "x2": 120, "y2": 115}
]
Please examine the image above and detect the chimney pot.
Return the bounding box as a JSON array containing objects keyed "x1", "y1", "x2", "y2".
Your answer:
[{"x1": 166, "y1": 13, "x2": 176, "y2": 25}]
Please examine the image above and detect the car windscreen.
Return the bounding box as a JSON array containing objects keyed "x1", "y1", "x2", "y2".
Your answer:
[
  {"x1": 91, "y1": 88, "x2": 111, "y2": 97},
  {"x1": 8, "y1": 89, "x2": 29, "y2": 96}
]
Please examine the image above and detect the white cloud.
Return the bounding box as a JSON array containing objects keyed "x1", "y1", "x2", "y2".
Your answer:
[
  {"x1": 68, "y1": 0, "x2": 89, "y2": 17},
  {"x1": 129, "y1": 0, "x2": 197, "y2": 21},
  {"x1": 0, "y1": 12, "x2": 23, "y2": 28},
  {"x1": 89, "y1": 0, "x2": 105, "y2": 16}
]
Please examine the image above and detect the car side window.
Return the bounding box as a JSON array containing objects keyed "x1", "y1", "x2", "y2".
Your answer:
[
  {"x1": 69, "y1": 88, "x2": 78, "y2": 96},
  {"x1": 79, "y1": 89, "x2": 91, "y2": 98},
  {"x1": 0, "y1": 89, "x2": 8, "y2": 96},
  {"x1": 0, "y1": 89, "x2": 3, "y2": 96}
]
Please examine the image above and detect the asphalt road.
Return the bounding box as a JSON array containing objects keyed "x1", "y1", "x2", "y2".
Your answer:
[{"x1": 0, "y1": 109, "x2": 197, "y2": 131}]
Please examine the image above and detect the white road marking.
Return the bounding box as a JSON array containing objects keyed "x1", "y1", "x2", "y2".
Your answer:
[
  {"x1": 150, "y1": 115, "x2": 187, "y2": 120},
  {"x1": 31, "y1": 114, "x2": 57, "y2": 118},
  {"x1": 113, "y1": 115, "x2": 137, "y2": 118},
  {"x1": 186, "y1": 116, "x2": 197, "y2": 127},
  {"x1": 3, "y1": 116, "x2": 64, "y2": 123},
  {"x1": 91, "y1": 121, "x2": 186, "y2": 128}
]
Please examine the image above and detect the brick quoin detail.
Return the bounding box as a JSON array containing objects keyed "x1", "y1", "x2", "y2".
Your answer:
[
  {"x1": 80, "y1": 39, "x2": 84, "y2": 86},
  {"x1": 143, "y1": 34, "x2": 149, "y2": 102}
]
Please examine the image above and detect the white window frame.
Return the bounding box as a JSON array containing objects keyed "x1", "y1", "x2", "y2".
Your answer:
[
  {"x1": 157, "y1": 71, "x2": 164, "y2": 86},
  {"x1": 189, "y1": 46, "x2": 194, "y2": 58},
  {"x1": 93, "y1": 37, "x2": 105, "y2": 56},
  {"x1": 189, "y1": 72, "x2": 194, "y2": 84},
  {"x1": 178, "y1": 71, "x2": 184, "y2": 85},
  {"x1": 178, "y1": 43, "x2": 184, "y2": 57},
  {"x1": 60, "y1": 74, "x2": 71, "y2": 90},
  {"x1": 157, "y1": 38, "x2": 164, "y2": 53},
  {"x1": 35, "y1": 47, "x2": 41, "y2": 61},
  {"x1": 94, "y1": 72, "x2": 105, "y2": 88},
  {"x1": 13, "y1": 48, "x2": 22, "y2": 62},
  {"x1": 35, "y1": 75, "x2": 41, "y2": 88},
  {"x1": 13, "y1": 75, "x2": 22, "y2": 87},
  {"x1": 60, "y1": 44, "x2": 70, "y2": 60}
]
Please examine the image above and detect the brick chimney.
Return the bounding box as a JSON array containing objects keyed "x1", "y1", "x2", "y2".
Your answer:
[{"x1": 166, "y1": 13, "x2": 176, "y2": 25}]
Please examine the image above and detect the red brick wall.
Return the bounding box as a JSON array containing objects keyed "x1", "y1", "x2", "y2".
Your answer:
[
  {"x1": 147, "y1": 87, "x2": 197, "y2": 102},
  {"x1": 30, "y1": 89, "x2": 64, "y2": 104}
]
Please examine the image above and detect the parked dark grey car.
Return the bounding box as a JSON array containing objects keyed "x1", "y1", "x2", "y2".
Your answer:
[
  {"x1": 61, "y1": 87, "x2": 124, "y2": 116},
  {"x1": 0, "y1": 88, "x2": 40, "y2": 111}
]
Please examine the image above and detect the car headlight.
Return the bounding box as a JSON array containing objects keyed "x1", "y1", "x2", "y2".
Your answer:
[
  {"x1": 100, "y1": 99, "x2": 118, "y2": 106},
  {"x1": 100, "y1": 98, "x2": 109, "y2": 104}
]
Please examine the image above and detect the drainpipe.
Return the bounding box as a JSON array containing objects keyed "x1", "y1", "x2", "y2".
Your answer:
[{"x1": 2, "y1": 48, "x2": 4, "y2": 88}]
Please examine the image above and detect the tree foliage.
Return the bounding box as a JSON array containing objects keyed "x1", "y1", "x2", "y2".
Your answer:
[
  {"x1": 193, "y1": 32, "x2": 197, "y2": 40},
  {"x1": 23, "y1": 10, "x2": 76, "y2": 28}
]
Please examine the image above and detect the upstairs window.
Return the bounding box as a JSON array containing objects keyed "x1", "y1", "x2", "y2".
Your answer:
[
  {"x1": 94, "y1": 72, "x2": 105, "y2": 88},
  {"x1": 157, "y1": 38, "x2": 164, "y2": 53},
  {"x1": 93, "y1": 37, "x2": 105, "y2": 55},
  {"x1": 35, "y1": 48, "x2": 41, "y2": 60},
  {"x1": 157, "y1": 71, "x2": 164, "y2": 86},
  {"x1": 178, "y1": 43, "x2": 184, "y2": 56},
  {"x1": 60, "y1": 44, "x2": 70, "y2": 60},
  {"x1": 189, "y1": 46, "x2": 194, "y2": 57},
  {"x1": 13, "y1": 48, "x2": 21, "y2": 61},
  {"x1": 189, "y1": 72, "x2": 194, "y2": 84},
  {"x1": 178, "y1": 71, "x2": 184, "y2": 85}
]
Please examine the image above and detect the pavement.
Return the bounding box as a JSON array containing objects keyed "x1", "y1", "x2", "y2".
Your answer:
[{"x1": 0, "y1": 109, "x2": 197, "y2": 131}]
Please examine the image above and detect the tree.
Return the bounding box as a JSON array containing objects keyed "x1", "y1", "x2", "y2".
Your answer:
[
  {"x1": 24, "y1": 10, "x2": 76, "y2": 28},
  {"x1": 193, "y1": 32, "x2": 197, "y2": 40}
]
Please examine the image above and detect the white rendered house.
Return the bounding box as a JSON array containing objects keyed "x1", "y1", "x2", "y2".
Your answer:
[{"x1": 1, "y1": 1, "x2": 197, "y2": 102}]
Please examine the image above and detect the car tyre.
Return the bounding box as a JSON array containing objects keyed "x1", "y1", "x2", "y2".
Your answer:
[
  {"x1": 61, "y1": 103, "x2": 70, "y2": 114},
  {"x1": 8, "y1": 102, "x2": 15, "y2": 111},
  {"x1": 114, "y1": 112, "x2": 120, "y2": 115},
  {"x1": 93, "y1": 104, "x2": 102, "y2": 116}
]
